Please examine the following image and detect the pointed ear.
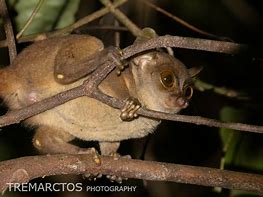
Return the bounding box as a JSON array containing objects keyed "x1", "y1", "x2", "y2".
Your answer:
[{"x1": 188, "y1": 66, "x2": 203, "y2": 78}]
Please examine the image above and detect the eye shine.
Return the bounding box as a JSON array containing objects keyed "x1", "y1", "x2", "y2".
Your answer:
[{"x1": 160, "y1": 70, "x2": 175, "y2": 88}]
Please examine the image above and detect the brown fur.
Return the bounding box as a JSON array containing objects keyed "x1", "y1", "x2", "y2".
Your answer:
[{"x1": 0, "y1": 34, "x2": 193, "y2": 155}]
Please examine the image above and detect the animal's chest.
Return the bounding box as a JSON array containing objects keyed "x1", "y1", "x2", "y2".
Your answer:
[{"x1": 31, "y1": 96, "x2": 160, "y2": 142}]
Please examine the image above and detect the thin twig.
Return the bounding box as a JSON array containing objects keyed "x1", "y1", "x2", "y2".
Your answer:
[
  {"x1": 16, "y1": 0, "x2": 45, "y2": 39},
  {"x1": 114, "y1": 20, "x2": 121, "y2": 47},
  {"x1": 0, "y1": 0, "x2": 17, "y2": 63},
  {"x1": 49, "y1": 0, "x2": 128, "y2": 37},
  {"x1": 100, "y1": 0, "x2": 141, "y2": 37},
  {"x1": 75, "y1": 25, "x2": 128, "y2": 32},
  {"x1": 91, "y1": 90, "x2": 263, "y2": 134},
  {"x1": 0, "y1": 154, "x2": 262, "y2": 194},
  {"x1": 0, "y1": 86, "x2": 86, "y2": 127},
  {"x1": 142, "y1": 0, "x2": 230, "y2": 41}
]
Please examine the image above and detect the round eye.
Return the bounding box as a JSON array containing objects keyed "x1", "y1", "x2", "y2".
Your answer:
[
  {"x1": 160, "y1": 70, "x2": 175, "y2": 88},
  {"x1": 184, "y1": 86, "x2": 193, "y2": 99}
]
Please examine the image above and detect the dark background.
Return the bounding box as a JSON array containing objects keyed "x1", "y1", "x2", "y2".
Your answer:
[{"x1": 0, "y1": 0, "x2": 263, "y2": 196}]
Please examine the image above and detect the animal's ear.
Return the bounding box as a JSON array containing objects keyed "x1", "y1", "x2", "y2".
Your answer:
[
  {"x1": 188, "y1": 66, "x2": 203, "y2": 78},
  {"x1": 135, "y1": 28, "x2": 158, "y2": 43},
  {"x1": 132, "y1": 53, "x2": 155, "y2": 70}
]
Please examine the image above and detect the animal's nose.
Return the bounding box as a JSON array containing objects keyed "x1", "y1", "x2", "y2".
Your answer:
[{"x1": 176, "y1": 97, "x2": 188, "y2": 108}]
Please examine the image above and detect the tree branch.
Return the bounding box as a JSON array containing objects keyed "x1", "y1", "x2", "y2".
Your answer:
[
  {"x1": 0, "y1": 86, "x2": 86, "y2": 127},
  {"x1": 121, "y1": 35, "x2": 247, "y2": 57},
  {"x1": 0, "y1": 0, "x2": 17, "y2": 63},
  {"x1": 0, "y1": 154, "x2": 262, "y2": 194},
  {"x1": 100, "y1": 0, "x2": 141, "y2": 37}
]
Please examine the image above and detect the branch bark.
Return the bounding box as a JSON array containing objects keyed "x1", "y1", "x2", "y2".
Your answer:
[
  {"x1": 0, "y1": 0, "x2": 17, "y2": 63},
  {"x1": 121, "y1": 35, "x2": 247, "y2": 56},
  {"x1": 0, "y1": 154, "x2": 262, "y2": 194},
  {"x1": 100, "y1": 0, "x2": 141, "y2": 37}
]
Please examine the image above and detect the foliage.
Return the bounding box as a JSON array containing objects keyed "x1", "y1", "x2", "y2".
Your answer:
[{"x1": 13, "y1": 0, "x2": 80, "y2": 35}]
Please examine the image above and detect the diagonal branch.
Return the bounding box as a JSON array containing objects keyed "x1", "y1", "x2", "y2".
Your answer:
[
  {"x1": 142, "y1": 0, "x2": 230, "y2": 41},
  {"x1": 100, "y1": 0, "x2": 141, "y2": 37},
  {"x1": 0, "y1": 85, "x2": 86, "y2": 127},
  {"x1": 51, "y1": 0, "x2": 127, "y2": 37},
  {"x1": 16, "y1": 0, "x2": 45, "y2": 39}
]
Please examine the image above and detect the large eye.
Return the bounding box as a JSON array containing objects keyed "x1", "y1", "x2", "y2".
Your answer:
[
  {"x1": 160, "y1": 70, "x2": 175, "y2": 88},
  {"x1": 184, "y1": 86, "x2": 193, "y2": 99}
]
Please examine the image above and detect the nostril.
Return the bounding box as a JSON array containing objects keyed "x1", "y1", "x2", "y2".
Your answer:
[{"x1": 176, "y1": 97, "x2": 188, "y2": 108}]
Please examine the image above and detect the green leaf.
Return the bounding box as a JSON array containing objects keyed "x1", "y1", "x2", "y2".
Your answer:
[
  {"x1": 14, "y1": 0, "x2": 80, "y2": 35},
  {"x1": 7, "y1": 0, "x2": 17, "y2": 7},
  {"x1": 220, "y1": 107, "x2": 244, "y2": 166},
  {"x1": 55, "y1": 0, "x2": 80, "y2": 29},
  {"x1": 220, "y1": 106, "x2": 263, "y2": 172}
]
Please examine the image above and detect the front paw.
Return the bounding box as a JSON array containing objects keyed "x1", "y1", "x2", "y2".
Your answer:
[
  {"x1": 115, "y1": 59, "x2": 129, "y2": 75},
  {"x1": 78, "y1": 147, "x2": 102, "y2": 166},
  {"x1": 120, "y1": 98, "x2": 141, "y2": 121}
]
